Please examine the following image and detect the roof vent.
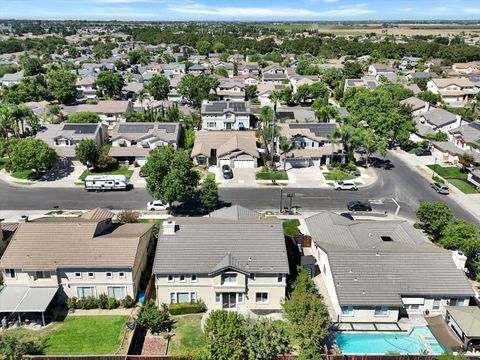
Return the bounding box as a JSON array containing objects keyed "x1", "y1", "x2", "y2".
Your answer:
[
  {"x1": 353, "y1": 277, "x2": 358, "y2": 282},
  {"x1": 163, "y1": 220, "x2": 176, "y2": 235},
  {"x1": 381, "y1": 236, "x2": 393, "y2": 242},
  {"x1": 248, "y1": 257, "x2": 252, "y2": 262}
]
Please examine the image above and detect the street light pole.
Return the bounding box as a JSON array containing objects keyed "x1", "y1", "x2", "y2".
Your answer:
[
  {"x1": 279, "y1": 187, "x2": 284, "y2": 213},
  {"x1": 432, "y1": 157, "x2": 437, "y2": 179}
]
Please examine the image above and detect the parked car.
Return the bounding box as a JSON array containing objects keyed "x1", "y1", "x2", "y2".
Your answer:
[
  {"x1": 222, "y1": 165, "x2": 233, "y2": 179},
  {"x1": 334, "y1": 180, "x2": 358, "y2": 191},
  {"x1": 147, "y1": 200, "x2": 170, "y2": 211},
  {"x1": 415, "y1": 148, "x2": 432, "y2": 156},
  {"x1": 347, "y1": 200, "x2": 372, "y2": 212},
  {"x1": 431, "y1": 182, "x2": 449, "y2": 195}
]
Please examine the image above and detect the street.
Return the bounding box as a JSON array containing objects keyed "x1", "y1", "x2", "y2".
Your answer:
[{"x1": 0, "y1": 151, "x2": 478, "y2": 225}]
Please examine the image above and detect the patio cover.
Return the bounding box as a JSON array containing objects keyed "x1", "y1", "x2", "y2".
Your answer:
[
  {"x1": 426, "y1": 315, "x2": 463, "y2": 348},
  {"x1": 0, "y1": 286, "x2": 58, "y2": 312}
]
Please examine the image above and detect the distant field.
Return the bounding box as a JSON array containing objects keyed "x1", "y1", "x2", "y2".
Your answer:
[{"x1": 261, "y1": 23, "x2": 480, "y2": 36}]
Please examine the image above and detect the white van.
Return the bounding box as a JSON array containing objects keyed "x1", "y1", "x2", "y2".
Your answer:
[{"x1": 84, "y1": 175, "x2": 130, "y2": 191}]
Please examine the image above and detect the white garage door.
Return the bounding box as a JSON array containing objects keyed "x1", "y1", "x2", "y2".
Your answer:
[
  {"x1": 219, "y1": 159, "x2": 230, "y2": 167},
  {"x1": 233, "y1": 159, "x2": 255, "y2": 168},
  {"x1": 136, "y1": 156, "x2": 147, "y2": 166}
]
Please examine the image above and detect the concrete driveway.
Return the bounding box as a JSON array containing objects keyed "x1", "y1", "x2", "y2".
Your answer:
[
  {"x1": 213, "y1": 166, "x2": 258, "y2": 188},
  {"x1": 287, "y1": 167, "x2": 327, "y2": 188}
]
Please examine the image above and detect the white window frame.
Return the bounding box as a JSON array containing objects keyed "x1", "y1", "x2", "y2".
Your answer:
[
  {"x1": 432, "y1": 298, "x2": 441, "y2": 311},
  {"x1": 167, "y1": 274, "x2": 174, "y2": 282},
  {"x1": 87, "y1": 272, "x2": 95, "y2": 279},
  {"x1": 74, "y1": 272, "x2": 82, "y2": 279},
  {"x1": 249, "y1": 273, "x2": 255, "y2": 281},
  {"x1": 341, "y1": 305, "x2": 354, "y2": 316},
  {"x1": 35, "y1": 271, "x2": 50, "y2": 280},
  {"x1": 255, "y1": 292, "x2": 269, "y2": 304},
  {"x1": 190, "y1": 292, "x2": 197, "y2": 302},
  {"x1": 374, "y1": 306, "x2": 390, "y2": 316},
  {"x1": 221, "y1": 273, "x2": 237, "y2": 285},
  {"x1": 179, "y1": 274, "x2": 186, "y2": 282},
  {"x1": 107, "y1": 285, "x2": 127, "y2": 300},
  {"x1": 5, "y1": 269, "x2": 16, "y2": 279},
  {"x1": 215, "y1": 292, "x2": 221, "y2": 304},
  {"x1": 170, "y1": 292, "x2": 176, "y2": 304},
  {"x1": 119, "y1": 272, "x2": 126, "y2": 278},
  {"x1": 277, "y1": 273, "x2": 284, "y2": 284},
  {"x1": 106, "y1": 272, "x2": 113, "y2": 279},
  {"x1": 77, "y1": 286, "x2": 96, "y2": 298},
  {"x1": 237, "y1": 293, "x2": 244, "y2": 304},
  {"x1": 191, "y1": 274, "x2": 197, "y2": 282}
]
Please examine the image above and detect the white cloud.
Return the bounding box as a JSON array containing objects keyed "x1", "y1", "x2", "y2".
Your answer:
[
  {"x1": 463, "y1": 8, "x2": 480, "y2": 14},
  {"x1": 168, "y1": 3, "x2": 373, "y2": 18}
]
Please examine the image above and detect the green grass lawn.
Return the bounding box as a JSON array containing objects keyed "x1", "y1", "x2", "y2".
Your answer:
[
  {"x1": 427, "y1": 165, "x2": 467, "y2": 179},
  {"x1": 168, "y1": 314, "x2": 206, "y2": 357},
  {"x1": 283, "y1": 219, "x2": 301, "y2": 237},
  {"x1": 256, "y1": 172, "x2": 289, "y2": 181},
  {"x1": 448, "y1": 179, "x2": 479, "y2": 194},
  {"x1": 324, "y1": 169, "x2": 356, "y2": 181},
  {"x1": 137, "y1": 218, "x2": 165, "y2": 227},
  {"x1": 11, "y1": 169, "x2": 35, "y2": 179},
  {"x1": 78, "y1": 166, "x2": 134, "y2": 181}
]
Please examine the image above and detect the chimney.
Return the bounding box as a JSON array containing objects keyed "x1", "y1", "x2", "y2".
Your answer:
[
  {"x1": 18, "y1": 215, "x2": 29, "y2": 223},
  {"x1": 425, "y1": 102, "x2": 430, "y2": 112},
  {"x1": 163, "y1": 220, "x2": 176, "y2": 235},
  {"x1": 451, "y1": 250, "x2": 467, "y2": 271},
  {"x1": 456, "y1": 115, "x2": 462, "y2": 128}
]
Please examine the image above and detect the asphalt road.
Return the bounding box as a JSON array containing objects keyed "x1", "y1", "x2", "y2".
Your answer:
[{"x1": 0, "y1": 151, "x2": 478, "y2": 225}]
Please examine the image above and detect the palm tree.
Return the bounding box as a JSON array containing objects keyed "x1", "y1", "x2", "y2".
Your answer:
[
  {"x1": 279, "y1": 137, "x2": 296, "y2": 171},
  {"x1": 46, "y1": 104, "x2": 61, "y2": 124},
  {"x1": 325, "y1": 127, "x2": 341, "y2": 164},
  {"x1": 313, "y1": 104, "x2": 339, "y2": 123},
  {"x1": 269, "y1": 90, "x2": 282, "y2": 162},
  {"x1": 0, "y1": 104, "x2": 15, "y2": 138},
  {"x1": 136, "y1": 89, "x2": 149, "y2": 111}
]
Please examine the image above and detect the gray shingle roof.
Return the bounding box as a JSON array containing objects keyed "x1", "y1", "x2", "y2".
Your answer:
[
  {"x1": 153, "y1": 218, "x2": 289, "y2": 275},
  {"x1": 209, "y1": 205, "x2": 263, "y2": 221},
  {"x1": 416, "y1": 108, "x2": 458, "y2": 128},
  {"x1": 305, "y1": 211, "x2": 473, "y2": 306}
]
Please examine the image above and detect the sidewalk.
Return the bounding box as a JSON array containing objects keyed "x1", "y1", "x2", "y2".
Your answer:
[{"x1": 392, "y1": 149, "x2": 480, "y2": 220}]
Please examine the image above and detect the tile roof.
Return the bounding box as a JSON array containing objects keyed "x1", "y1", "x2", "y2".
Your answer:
[{"x1": 191, "y1": 130, "x2": 259, "y2": 158}]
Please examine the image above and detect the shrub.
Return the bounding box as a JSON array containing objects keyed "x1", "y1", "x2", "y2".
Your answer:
[
  {"x1": 117, "y1": 210, "x2": 140, "y2": 223},
  {"x1": 136, "y1": 300, "x2": 175, "y2": 334},
  {"x1": 168, "y1": 301, "x2": 206, "y2": 315},
  {"x1": 77, "y1": 296, "x2": 98, "y2": 310},
  {"x1": 121, "y1": 295, "x2": 136, "y2": 308},
  {"x1": 67, "y1": 297, "x2": 77, "y2": 309},
  {"x1": 98, "y1": 294, "x2": 109, "y2": 309},
  {"x1": 107, "y1": 297, "x2": 120, "y2": 309}
]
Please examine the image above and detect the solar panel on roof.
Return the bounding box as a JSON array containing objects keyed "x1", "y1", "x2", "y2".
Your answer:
[
  {"x1": 118, "y1": 124, "x2": 154, "y2": 133},
  {"x1": 276, "y1": 112, "x2": 295, "y2": 120},
  {"x1": 62, "y1": 124, "x2": 98, "y2": 134},
  {"x1": 289, "y1": 123, "x2": 335, "y2": 136},
  {"x1": 230, "y1": 102, "x2": 246, "y2": 112},
  {"x1": 205, "y1": 103, "x2": 227, "y2": 112},
  {"x1": 157, "y1": 124, "x2": 177, "y2": 133}
]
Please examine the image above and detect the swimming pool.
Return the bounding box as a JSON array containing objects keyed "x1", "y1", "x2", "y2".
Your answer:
[{"x1": 335, "y1": 327, "x2": 445, "y2": 355}]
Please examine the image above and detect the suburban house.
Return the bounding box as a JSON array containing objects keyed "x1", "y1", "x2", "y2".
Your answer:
[
  {"x1": 163, "y1": 63, "x2": 186, "y2": 77},
  {"x1": 368, "y1": 63, "x2": 395, "y2": 77},
  {"x1": 290, "y1": 75, "x2": 319, "y2": 93},
  {"x1": 216, "y1": 79, "x2": 246, "y2": 101},
  {"x1": 400, "y1": 96, "x2": 429, "y2": 116},
  {"x1": 432, "y1": 122, "x2": 480, "y2": 164},
  {"x1": 0, "y1": 208, "x2": 154, "y2": 323},
  {"x1": 63, "y1": 101, "x2": 133, "y2": 129},
  {"x1": 109, "y1": 122, "x2": 181, "y2": 166},
  {"x1": 410, "y1": 107, "x2": 462, "y2": 142},
  {"x1": 445, "y1": 306, "x2": 480, "y2": 349},
  {"x1": 305, "y1": 211, "x2": 473, "y2": 323},
  {"x1": 236, "y1": 73, "x2": 259, "y2": 86},
  {"x1": 344, "y1": 77, "x2": 378, "y2": 91},
  {"x1": 76, "y1": 75, "x2": 97, "y2": 100},
  {"x1": 452, "y1": 62, "x2": 480, "y2": 75},
  {"x1": 152, "y1": 207, "x2": 289, "y2": 313},
  {"x1": 278, "y1": 123, "x2": 341, "y2": 168},
  {"x1": 191, "y1": 130, "x2": 259, "y2": 168},
  {"x1": 399, "y1": 56, "x2": 421, "y2": 70},
  {"x1": 0, "y1": 70, "x2": 24, "y2": 86},
  {"x1": 468, "y1": 168, "x2": 480, "y2": 188},
  {"x1": 0, "y1": 222, "x2": 17, "y2": 260},
  {"x1": 427, "y1": 78, "x2": 476, "y2": 107},
  {"x1": 35, "y1": 123, "x2": 107, "y2": 159},
  {"x1": 201, "y1": 100, "x2": 252, "y2": 130},
  {"x1": 257, "y1": 84, "x2": 287, "y2": 107},
  {"x1": 238, "y1": 63, "x2": 260, "y2": 76},
  {"x1": 262, "y1": 72, "x2": 287, "y2": 84}
]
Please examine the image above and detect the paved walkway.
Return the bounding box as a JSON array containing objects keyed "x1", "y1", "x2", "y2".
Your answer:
[{"x1": 393, "y1": 149, "x2": 480, "y2": 220}]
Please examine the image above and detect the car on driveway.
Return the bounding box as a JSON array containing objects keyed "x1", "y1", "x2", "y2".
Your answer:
[
  {"x1": 415, "y1": 148, "x2": 432, "y2": 156},
  {"x1": 222, "y1": 165, "x2": 233, "y2": 179},
  {"x1": 347, "y1": 200, "x2": 372, "y2": 212},
  {"x1": 431, "y1": 182, "x2": 449, "y2": 195},
  {"x1": 147, "y1": 200, "x2": 170, "y2": 211},
  {"x1": 334, "y1": 180, "x2": 358, "y2": 191}
]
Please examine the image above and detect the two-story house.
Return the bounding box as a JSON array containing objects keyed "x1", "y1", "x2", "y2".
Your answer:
[
  {"x1": 411, "y1": 107, "x2": 462, "y2": 142},
  {"x1": 201, "y1": 100, "x2": 251, "y2": 130},
  {"x1": 306, "y1": 211, "x2": 473, "y2": 324},
  {"x1": 63, "y1": 101, "x2": 133, "y2": 129},
  {"x1": 427, "y1": 78, "x2": 476, "y2": 107},
  {"x1": 76, "y1": 75, "x2": 97, "y2": 100},
  {"x1": 216, "y1": 79, "x2": 246, "y2": 101},
  {"x1": 153, "y1": 207, "x2": 289, "y2": 314},
  {"x1": 368, "y1": 63, "x2": 395, "y2": 77},
  {"x1": 0, "y1": 208, "x2": 154, "y2": 324},
  {"x1": 433, "y1": 122, "x2": 480, "y2": 165},
  {"x1": 163, "y1": 63, "x2": 186, "y2": 78},
  {"x1": 109, "y1": 122, "x2": 181, "y2": 166}
]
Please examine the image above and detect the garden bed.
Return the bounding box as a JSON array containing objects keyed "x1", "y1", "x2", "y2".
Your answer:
[
  {"x1": 256, "y1": 172, "x2": 288, "y2": 181},
  {"x1": 323, "y1": 169, "x2": 356, "y2": 181}
]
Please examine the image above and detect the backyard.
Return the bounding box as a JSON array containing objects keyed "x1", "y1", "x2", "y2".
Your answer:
[
  {"x1": 168, "y1": 314, "x2": 206, "y2": 357},
  {"x1": 282, "y1": 219, "x2": 301, "y2": 237},
  {"x1": 78, "y1": 166, "x2": 134, "y2": 181},
  {"x1": 5, "y1": 315, "x2": 128, "y2": 355}
]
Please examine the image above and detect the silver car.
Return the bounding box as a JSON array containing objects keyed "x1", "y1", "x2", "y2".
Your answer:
[{"x1": 431, "y1": 182, "x2": 449, "y2": 195}]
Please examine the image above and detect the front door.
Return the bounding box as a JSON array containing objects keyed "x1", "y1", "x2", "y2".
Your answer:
[{"x1": 222, "y1": 293, "x2": 236, "y2": 309}]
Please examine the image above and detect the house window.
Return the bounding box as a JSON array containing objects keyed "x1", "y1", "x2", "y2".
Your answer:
[
  {"x1": 249, "y1": 273, "x2": 255, "y2": 281},
  {"x1": 190, "y1": 292, "x2": 197, "y2": 302},
  {"x1": 77, "y1": 287, "x2": 95, "y2": 298},
  {"x1": 207, "y1": 122, "x2": 216, "y2": 128},
  {"x1": 5, "y1": 269, "x2": 16, "y2": 279},
  {"x1": 179, "y1": 275, "x2": 186, "y2": 282},
  {"x1": 255, "y1": 292, "x2": 269, "y2": 304},
  {"x1": 374, "y1": 306, "x2": 389, "y2": 316},
  {"x1": 35, "y1": 271, "x2": 50, "y2": 280},
  {"x1": 215, "y1": 293, "x2": 221, "y2": 304},
  {"x1": 237, "y1": 293, "x2": 244, "y2": 303},
  {"x1": 433, "y1": 299, "x2": 441, "y2": 310},
  {"x1": 342, "y1": 306, "x2": 354, "y2": 315},
  {"x1": 87, "y1": 272, "x2": 95, "y2": 279},
  {"x1": 277, "y1": 274, "x2": 284, "y2": 283},
  {"x1": 167, "y1": 275, "x2": 174, "y2": 282},
  {"x1": 176, "y1": 292, "x2": 190, "y2": 303},
  {"x1": 107, "y1": 286, "x2": 126, "y2": 299},
  {"x1": 221, "y1": 274, "x2": 237, "y2": 285},
  {"x1": 407, "y1": 304, "x2": 420, "y2": 310},
  {"x1": 191, "y1": 275, "x2": 197, "y2": 282},
  {"x1": 74, "y1": 272, "x2": 82, "y2": 279},
  {"x1": 119, "y1": 272, "x2": 125, "y2": 278},
  {"x1": 170, "y1": 292, "x2": 176, "y2": 304},
  {"x1": 106, "y1": 272, "x2": 113, "y2": 279}
]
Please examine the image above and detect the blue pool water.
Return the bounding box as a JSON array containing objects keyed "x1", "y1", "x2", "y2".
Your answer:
[{"x1": 335, "y1": 327, "x2": 445, "y2": 355}]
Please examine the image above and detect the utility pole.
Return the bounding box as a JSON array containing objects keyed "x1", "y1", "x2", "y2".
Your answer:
[
  {"x1": 279, "y1": 187, "x2": 283, "y2": 213},
  {"x1": 270, "y1": 100, "x2": 277, "y2": 163}
]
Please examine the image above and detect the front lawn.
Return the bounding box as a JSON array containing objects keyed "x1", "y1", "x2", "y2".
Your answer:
[
  {"x1": 324, "y1": 169, "x2": 356, "y2": 181},
  {"x1": 11, "y1": 169, "x2": 35, "y2": 179},
  {"x1": 78, "y1": 166, "x2": 134, "y2": 181},
  {"x1": 256, "y1": 172, "x2": 289, "y2": 181},
  {"x1": 283, "y1": 219, "x2": 301, "y2": 236},
  {"x1": 448, "y1": 179, "x2": 479, "y2": 194},
  {"x1": 427, "y1": 165, "x2": 467, "y2": 179},
  {"x1": 168, "y1": 314, "x2": 206, "y2": 357}
]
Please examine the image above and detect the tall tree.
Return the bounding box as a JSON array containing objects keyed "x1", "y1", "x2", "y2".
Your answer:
[
  {"x1": 177, "y1": 74, "x2": 219, "y2": 109},
  {"x1": 204, "y1": 310, "x2": 246, "y2": 360},
  {"x1": 200, "y1": 176, "x2": 219, "y2": 210},
  {"x1": 9, "y1": 138, "x2": 56, "y2": 171},
  {"x1": 416, "y1": 201, "x2": 454, "y2": 239},
  {"x1": 279, "y1": 137, "x2": 295, "y2": 171},
  {"x1": 46, "y1": 68, "x2": 77, "y2": 104},
  {"x1": 95, "y1": 72, "x2": 124, "y2": 99},
  {"x1": 145, "y1": 74, "x2": 170, "y2": 101},
  {"x1": 68, "y1": 112, "x2": 101, "y2": 123},
  {"x1": 75, "y1": 139, "x2": 99, "y2": 168}
]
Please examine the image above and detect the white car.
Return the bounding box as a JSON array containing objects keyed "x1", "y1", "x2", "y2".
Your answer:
[
  {"x1": 147, "y1": 200, "x2": 170, "y2": 211},
  {"x1": 333, "y1": 180, "x2": 358, "y2": 191}
]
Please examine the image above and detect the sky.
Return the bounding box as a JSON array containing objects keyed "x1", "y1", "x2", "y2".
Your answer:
[{"x1": 2, "y1": 0, "x2": 480, "y2": 21}]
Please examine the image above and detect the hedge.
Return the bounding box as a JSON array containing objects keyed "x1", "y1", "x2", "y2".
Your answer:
[
  {"x1": 67, "y1": 295, "x2": 136, "y2": 310},
  {"x1": 168, "y1": 301, "x2": 206, "y2": 315}
]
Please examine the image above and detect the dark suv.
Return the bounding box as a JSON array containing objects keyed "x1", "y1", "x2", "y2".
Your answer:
[
  {"x1": 222, "y1": 165, "x2": 233, "y2": 179},
  {"x1": 347, "y1": 200, "x2": 372, "y2": 212}
]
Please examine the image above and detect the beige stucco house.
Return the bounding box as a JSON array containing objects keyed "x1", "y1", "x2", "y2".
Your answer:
[{"x1": 153, "y1": 206, "x2": 289, "y2": 314}]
